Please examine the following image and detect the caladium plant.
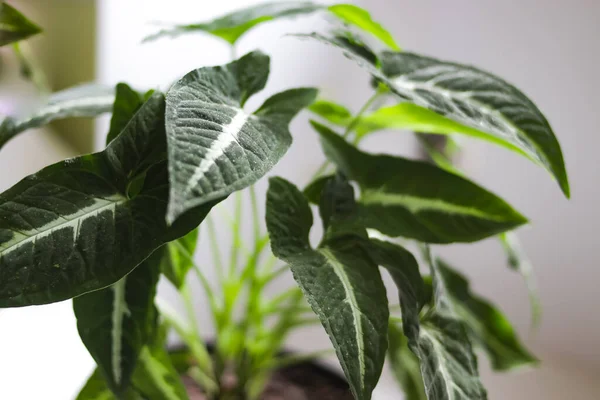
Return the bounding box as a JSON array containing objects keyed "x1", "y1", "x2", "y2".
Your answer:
[{"x1": 0, "y1": 2, "x2": 568, "y2": 400}]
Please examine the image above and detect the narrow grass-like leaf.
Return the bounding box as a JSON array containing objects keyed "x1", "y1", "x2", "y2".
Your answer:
[
  {"x1": 165, "y1": 51, "x2": 317, "y2": 223},
  {"x1": 297, "y1": 32, "x2": 569, "y2": 197},
  {"x1": 436, "y1": 259, "x2": 538, "y2": 371},
  {"x1": 314, "y1": 121, "x2": 528, "y2": 243},
  {"x1": 328, "y1": 4, "x2": 400, "y2": 50},
  {"x1": 161, "y1": 229, "x2": 199, "y2": 289},
  {"x1": 143, "y1": 1, "x2": 322, "y2": 45},
  {"x1": 0, "y1": 3, "x2": 42, "y2": 46},
  {"x1": 308, "y1": 99, "x2": 353, "y2": 126},
  {"x1": 0, "y1": 83, "x2": 115, "y2": 150},
  {"x1": 266, "y1": 177, "x2": 388, "y2": 400},
  {"x1": 388, "y1": 323, "x2": 427, "y2": 400},
  {"x1": 73, "y1": 248, "x2": 163, "y2": 396},
  {"x1": 0, "y1": 94, "x2": 215, "y2": 307}
]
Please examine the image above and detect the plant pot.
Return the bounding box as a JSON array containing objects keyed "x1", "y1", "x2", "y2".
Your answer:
[{"x1": 169, "y1": 346, "x2": 353, "y2": 400}]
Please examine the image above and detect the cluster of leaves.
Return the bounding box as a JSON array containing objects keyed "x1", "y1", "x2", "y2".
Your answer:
[{"x1": 0, "y1": 2, "x2": 569, "y2": 400}]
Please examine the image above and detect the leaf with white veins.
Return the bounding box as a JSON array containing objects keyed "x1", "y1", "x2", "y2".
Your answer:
[
  {"x1": 0, "y1": 83, "x2": 115, "y2": 150},
  {"x1": 165, "y1": 51, "x2": 317, "y2": 223},
  {"x1": 266, "y1": 177, "x2": 388, "y2": 400},
  {"x1": 314, "y1": 121, "x2": 528, "y2": 243}
]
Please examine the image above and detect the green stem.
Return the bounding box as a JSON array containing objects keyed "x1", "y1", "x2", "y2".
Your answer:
[
  {"x1": 310, "y1": 90, "x2": 382, "y2": 180},
  {"x1": 12, "y1": 42, "x2": 51, "y2": 94},
  {"x1": 207, "y1": 215, "x2": 225, "y2": 286},
  {"x1": 228, "y1": 192, "x2": 243, "y2": 276}
]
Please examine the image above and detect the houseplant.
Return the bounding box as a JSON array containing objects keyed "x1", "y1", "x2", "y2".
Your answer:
[{"x1": 0, "y1": 1, "x2": 569, "y2": 399}]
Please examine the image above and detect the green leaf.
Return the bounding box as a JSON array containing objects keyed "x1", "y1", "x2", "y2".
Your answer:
[
  {"x1": 161, "y1": 229, "x2": 199, "y2": 289},
  {"x1": 0, "y1": 3, "x2": 42, "y2": 46},
  {"x1": 365, "y1": 239, "x2": 424, "y2": 339},
  {"x1": 314, "y1": 121, "x2": 528, "y2": 243},
  {"x1": 73, "y1": 248, "x2": 163, "y2": 396},
  {"x1": 436, "y1": 259, "x2": 539, "y2": 371},
  {"x1": 328, "y1": 4, "x2": 400, "y2": 50},
  {"x1": 303, "y1": 174, "x2": 334, "y2": 204},
  {"x1": 0, "y1": 83, "x2": 115, "y2": 150},
  {"x1": 76, "y1": 369, "x2": 143, "y2": 400},
  {"x1": 132, "y1": 327, "x2": 190, "y2": 400},
  {"x1": 498, "y1": 232, "x2": 541, "y2": 328},
  {"x1": 308, "y1": 99, "x2": 353, "y2": 126},
  {"x1": 165, "y1": 51, "x2": 317, "y2": 223},
  {"x1": 379, "y1": 51, "x2": 569, "y2": 197},
  {"x1": 297, "y1": 32, "x2": 569, "y2": 197},
  {"x1": 388, "y1": 323, "x2": 427, "y2": 400},
  {"x1": 107, "y1": 84, "x2": 153, "y2": 144},
  {"x1": 266, "y1": 177, "x2": 388, "y2": 400},
  {"x1": 407, "y1": 248, "x2": 487, "y2": 400},
  {"x1": 0, "y1": 93, "x2": 215, "y2": 307},
  {"x1": 143, "y1": 1, "x2": 323, "y2": 45}
]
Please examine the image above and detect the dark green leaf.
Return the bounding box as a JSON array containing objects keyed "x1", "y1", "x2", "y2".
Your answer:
[
  {"x1": 0, "y1": 3, "x2": 42, "y2": 46},
  {"x1": 365, "y1": 239, "x2": 424, "y2": 340},
  {"x1": 73, "y1": 248, "x2": 163, "y2": 396},
  {"x1": 143, "y1": 1, "x2": 323, "y2": 45},
  {"x1": 408, "y1": 248, "x2": 487, "y2": 400},
  {"x1": 0, "y1": 83, "x2": 115, "y2": 150},
  {"x1": 436, "y1": 259, "x2": 539, "y2": 371},
  {"x1": 314, "y1": 121, "x2": 528, "y2": 243},
  {"x1": 107, "y1": 83, "x2": 148, "y2": 144},
  {"x1": 0, "y1": 93, "x2": 215, "y2": 307},
  {"x1": 132, "y1": 326, "x2": 189, "y2": 400},
  {"x1": 303, "y1": 174, "x2": 334, "y2": 204},
  {"x1": 266, "y1": 177, "x2": 388, "y2": 400},
  {"x1": 328, "y1": 4, "x2": 400, "y2": 50},
  {"x1": 161, "y1": 229, "x2": 199, "y2": 289},
  {"x1": 76, "y1": 369, "x2": 143, "y2": 400},
  {"x1": 165, "y1": 51, "x2": 317, "y2": 223},
  {"x1": 297, "y1": 31, "x2": 569, "y2": 197},
  {"x1": 388, "y1": 323, "x2": 427, "y2": 400},
  {"x1": 498, "y1": 232, "x2": 541, "y2": 328},
  {"x1": 308, "y1": 99, "x2": 353, "y2": 126}
]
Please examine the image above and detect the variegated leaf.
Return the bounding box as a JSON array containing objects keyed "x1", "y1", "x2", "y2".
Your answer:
[
  {"x1": 388, "y1": 323, "x2": 427, "y2": 400},
  {"x1": 266, "y1": 177, "x2": 388, "y2": 400},
  {"x1": 76, "y1": 369, "x2": 143, "y2": 400},
  {"x1": 314, "y1": 121, "x2": 528, "y2": 243},
  {"x1": 0, "y1": 83, "x2": 115, "y2": 150},
  {"x1": 73, "y1": 249, "x2": 163, "y2": 396},
  {"x1": 0, "y1": 93, "x2": 214, "y2": 307},
  {"x1": 165, "y1": 51, "x2": 317, "y2": 223}
]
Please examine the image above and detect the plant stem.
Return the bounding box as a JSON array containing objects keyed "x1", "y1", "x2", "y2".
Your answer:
[
  {"x1": 207, "y1": 215, "x2": 225, "y2": 286},
  {"x1": 310, "y1": 90, "x2": 382, "y2": 180},
  {"x1": 12, "y1": 42, "x2": 51, "y2": 95}
]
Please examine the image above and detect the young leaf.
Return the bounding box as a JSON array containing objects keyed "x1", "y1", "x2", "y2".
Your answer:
[
  {"x1": 328, "y1": 4, "x2": 400, "y2": 50},
  {"x1": 266, "y1": 177, "x2": 388, "y2": 400},
  {"x1": 0, "y1": 3, "x2": 42, "y2": 46},
  {"x1": 0, "y1": 94, "x2": 215, "y2": 307},
  {"x1": 314, "y1": 121, "x2": 528, "y2": 243},
  {"x1": 143, "y1": 1, "x2": 323, "y2": 45},
  {"x1": 436, "y1": 259, "x2": 539, "y2": 371},
  {"x1": 161, "y1": 229, "x2": 199, "y2": 289},
  {"x1": 297, "y1": 32, "x2": 569, "y2": 197},
  {"x1": 73, "y1": 248, "x2": 163, "y2": 396},
  {"x1": 165, "y1": 51, "x2": 317, "y2": 223},
  {"x1": 0, "y1": 83, "x2": 115, "y2": 149},
  {"x1": 308, "y1": 99, "x2": 353, "y2": 126},
  {"x1": 388, "y1": 323, "x2": 427, "y2": 400},
  {"x1": 132, "y1": 328, "x2": 190, "y2": 400},
  {"x1": 107, "y1": 84, "x2": 154, "y2": 144},
  {"x1": 76, "y1": 369, "x2": 143, "y2": 400}
]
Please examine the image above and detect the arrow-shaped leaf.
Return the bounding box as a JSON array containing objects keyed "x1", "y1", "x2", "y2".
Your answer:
[
  {"x1": 73, "y1": 248, "x2": 163, "y2": 396},
  {"x1": 266, "y1": 177, "x2": 388, "y2": 400},
  {"x1": 0, "y1": 93, "x2": 215, "y2": 307},
  {"x1": 0, "y1": 83, "x2": 115, "y2": 150},
  {"x1": 144, "y1": 1, "x2": 323, "y2": 45},
  {"x1": 165, "y1": 51, "x2": 317, "y2": 223},
  {"x1": 296, "y1": 32, "x2": 569, "y2": 197},
  {"x1": 0, "y1": 3, "x2": 42, "y2": 46},
  {"x1": 314, "y1": 121, "x2": 528, "y2": 243}
]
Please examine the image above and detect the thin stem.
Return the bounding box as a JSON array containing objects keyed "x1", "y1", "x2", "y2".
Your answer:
[
  {"x1": 12, "y1": 42, "x2": 51, "y2": 94},
  {"x1": 229, "y1": 192, "x2": 243, "y2": 276},
  {"x1": 207, "y1": 215, "x2": 225, "y2": 285},
  {"x1": 249, "y1": 185, "x2": 261, "y2": 249},
  {"x1": 310, "y1": 90, "x2": 382, "y2": 180}
]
